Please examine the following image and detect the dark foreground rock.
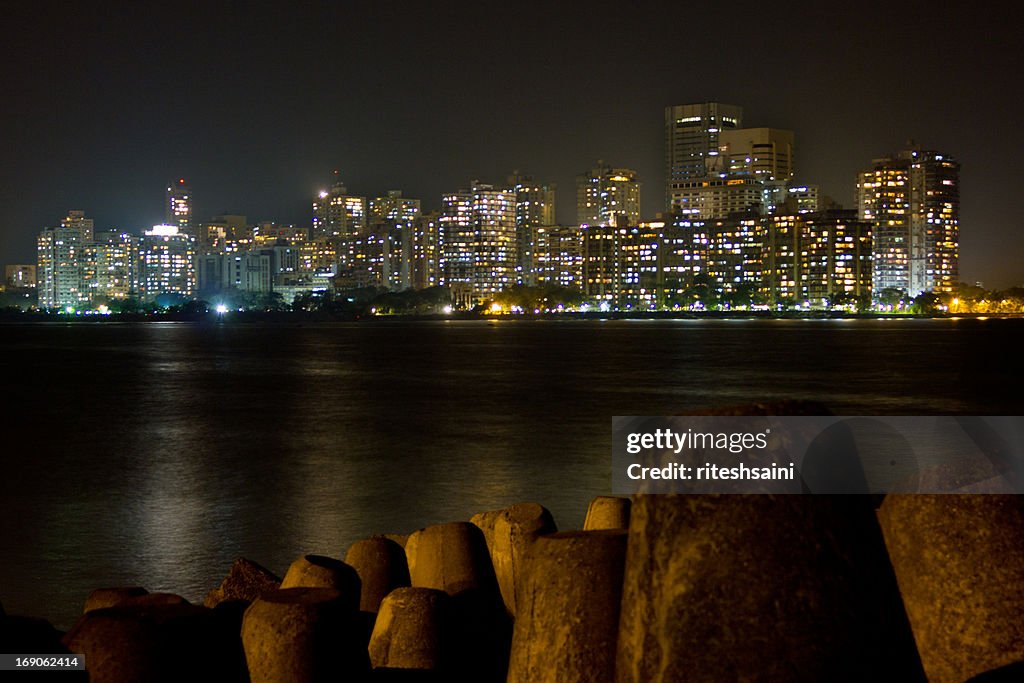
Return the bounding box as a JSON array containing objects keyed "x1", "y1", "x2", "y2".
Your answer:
[{"x1": 205, "y1": 557, "x2": 282, "y2": 608}]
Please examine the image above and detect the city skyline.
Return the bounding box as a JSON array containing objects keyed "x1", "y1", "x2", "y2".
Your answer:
[{"x1": 2, "y1": 2, "x2": 1019, "y2": 286}]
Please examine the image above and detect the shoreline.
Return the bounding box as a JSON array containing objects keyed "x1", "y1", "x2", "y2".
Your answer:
[
  {"x1": 1, "y1": 310, "x2": 1022, "y2": 324},
  {"x1": 4, "y1": 494, "x2": 1023, "y2": 681}
]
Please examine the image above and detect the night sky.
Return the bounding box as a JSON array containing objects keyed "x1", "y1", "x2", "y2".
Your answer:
[{"x1": 2, "y1": 2, "x2": 1020, "y2": 287}]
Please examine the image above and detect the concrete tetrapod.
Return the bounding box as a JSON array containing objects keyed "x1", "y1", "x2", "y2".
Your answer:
[
  {"x1": 615, "y1": 494, "x2": 925, "y2": 682},
  {"x1": 64, "y1": 602, "x2": 239, "y2": 683},
  {"x1": 368, "y1": 587, "x2": 450, "y2": 672},
  {"x1": 241, "y1": 587, "x2": 368, "y2": 683},
  {"x1": 469, "y1": 502, "x2": 556, "y2": 616},
  {"x1": 507, "y1": 529, "x2": 628, "y2": 683},
  {"x1": 405, "y1": 521, "x2": 509, "y2": 682},
  {"x1": 280, "y1": 554, "x2": 361, "y2": 612},
  {"x1": 878, "y1": 494, "x2": 1024, "y2": 682},
  {"x1": 405, "y1": 522, "x2": 497, "y2": 597},
  {"x1": 583, "y1": 495, "x2": 631, "y2": 530},
  {"x1": 344, "y1": 537, "x2": 411, "y2": 614}
]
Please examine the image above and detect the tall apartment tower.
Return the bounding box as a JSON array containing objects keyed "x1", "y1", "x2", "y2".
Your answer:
[
  {"x1": 369, "y1": 190, "x2": 421, "y2": 228},
  {"x1": 312, "y1": 173, "x2": 368, "y2": 240},
  {"x1": 665, "y1": 102, "x2": 743, "y2": 204},
  {"x1": 36, "y1": 210, "x2": 96, "y2": 309},
  {"x1": 166, "y1": 179, "x2": 192, "y2": 232},
  {"x1": 137, "y1": 225, "x2": 197, "y2": 301},
  {"x1": 856, "y1": 147, "x2": 959, "y2": 295},
  {"x1": 508, "y1": 172, "x2": 556, "y2": 285},
  {"x1": 439, "y1": 181, "x2": 516, "y2": 306},
  {"x1": 576, "y1": 162, "x2": 641, "y2": 227}
]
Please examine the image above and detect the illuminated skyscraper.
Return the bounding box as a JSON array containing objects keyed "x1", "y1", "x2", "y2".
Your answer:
[
  {"x1": 62, "y1": 210, "x2": 94, "y2": 242},
  {"x1": 533, "y1": 225, "x2": 582, "y2": 289},
  {"x1": 762, "y1": 210, "x2": 873, "y2": 306},
  {"x1": 665, "y1": 102, "x2": 743, "y2": 205},
  {"x1": 508, "y1": 172, "x2": 556, "y2": 285},
  {"x1": 409, "y1": 212, "x2": 441, "y2": 290},
  {"x1": 36, "y1": 210, "x2": 95, "y2": 309},
  {"x1": 37, "y1": 225, "x2": 84, "y2": 309},
  {"x1": 137, "y1": 225, "x2": 197, "y2": 300},
  {"x1": 576, "y1": 162, "x2": 641, "y2": 227},
  {"x1": 369, "y1": 190, "x2": 421, "y2": 228},
  {"x1": 857, "y1": 147, "x2": 958, "y2": 295},
  {"x1": 166, "y1": 179, "x2": 192, "y2": 232},
  {"x1": 440, "y1": 181, "x2": 516, "y2": 305},
  {"x1": 312, "y1": 174, "x2": 367, "y2": 240},
  {"x1": 81, "y1": 231, "x2": 136, "y2": 303}
]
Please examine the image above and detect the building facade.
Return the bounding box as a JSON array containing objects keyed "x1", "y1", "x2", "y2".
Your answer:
[
  {"x1": 576, "y1": 162, "x2": 641, "y2": 227},
  {"x1": 857, "y1": 147, "x2": 958, "y2": 295},
  {"x1": 664, "y1": 102, "x2": 744, "y2": 206},
  {"x1": 166, "y1": 179, "x2": 192, "y2": 232},
  {"x1": 137, "y1": 225, "x2": 197, "y2": 301}
]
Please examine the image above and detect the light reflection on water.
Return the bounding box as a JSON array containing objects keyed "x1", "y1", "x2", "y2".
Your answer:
[{"x1": 1, "y1": 318, "x2": 1021, "y2": 629}]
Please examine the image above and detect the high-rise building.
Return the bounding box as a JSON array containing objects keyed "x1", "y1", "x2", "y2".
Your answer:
[
  {"x1": 36, "y1": 210, "x2": 95, "y2": 309},
  {"x1": 912, "y1": 151, "x2": 959, "y2": 294},
  {"x1": 508, "y1": 173, "x2": 556, "y2": 285},
  {"x1": 61, "y1": 210, "x2": 94, "y2": 242},
  {"x1": 576, "y1": 162, "x2": 641, "y2": 227},
  {"x1": 37, "y1": 226, "x2": 84, "y2": 309},
  {"x1": 312, "y1": 175, "x2": 367, "y2": 240},
  {"x1": 81, "y1": 231, "x2": 135, "y2": 303},
  {"x1": 718, "y1": 127, "x2": 795, "y2": 182},
  {"x1": 409, "y1": 212, "x2": 441, "y2": 290},
  {"x1": 166, "y1": 179, "x2": 192, "y2": 232},
  {"x1": 668, "y1": 177, "x2": 764, "y2": 219},
  {"x1": 532, "y1": 225, "x2": 582, "y2": 289},
  {"x1": 137, "y1": 225, "x2": 197, "y2": 301},
  {"x1": 440, "y1": 181, "x2": 516, "y2": 305},
  {"x1": 762, "y1": 210, "x2": 873, "y2": 306},
  {"x1": 369, "y1": 190, "x2": 421, "y2": 228},
  {"x1": 665, "y1": 102, "x2": 743, "y2": 205},
  {"x1": 856, "y1": 147, "x2": 958, "y2": 295}
]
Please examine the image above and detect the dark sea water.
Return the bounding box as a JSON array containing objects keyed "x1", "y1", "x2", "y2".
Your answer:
[{"x1": 1, "y1": 318, "x2": 1022, "y2": 629}]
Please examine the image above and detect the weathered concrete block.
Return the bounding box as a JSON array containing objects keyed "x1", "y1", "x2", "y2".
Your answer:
[
  {"x1": 84, "y1": 587, "x2": 149, "y2": 613},
  {"x1": 470, "y1": 503, "x2": 556, "y2": 616},
  {"x1": 280, "y1": 554, "x2": 361, "y2": 611},
  {"x1": 64, "y1": 602, "x2": 237, "y2": 683},
  {"x1": 583, "y1": 496, "x2": 631, "y2": 530},
  {"x1": 205, "y1": 557, "x2": 282, "y2": 608},
  {"x1": 405, "y1": 521, "x2": 509, "y2": 681},
  {"x1": 879, "y1": 494, "x2": 1024, "y2": 682},
  {"x1": 368, "y1": 587, "x2": 450, "y2": 671},
  {"x1": 345, "y1": 538, "x2": 411, "y2": 614},
  {"x1": 508, "y1": 530, "x2": 627, "y2": 683},
  {"x1": 241, "y1": 587, "x2": 368, "y2": 682},
  {"x1": 616, "y1": 494, "x2": 924, "y2": 682},
  {"x1": 405, "y1": 522, "x2": 497, "y2": 597}
]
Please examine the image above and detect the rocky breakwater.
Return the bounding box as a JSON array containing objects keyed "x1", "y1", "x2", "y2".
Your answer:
[{"x1": 2, "y1": 492, "x2": 1024, "y2": 680}]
